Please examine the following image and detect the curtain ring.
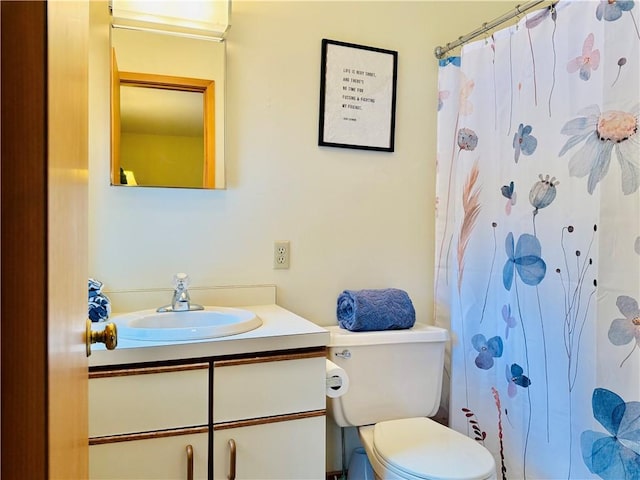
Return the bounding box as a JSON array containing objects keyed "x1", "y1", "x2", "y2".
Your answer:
[
  {"x1": 481, "y1": 22, "x2": 489, "y2": 44},
  {"x1": 514, "y1": 7, "x2": 522, "y2": 30}
]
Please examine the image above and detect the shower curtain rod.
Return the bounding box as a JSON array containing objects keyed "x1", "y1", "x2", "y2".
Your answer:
[{"x1": 434, "y1": 1, "x2": 549, "y2": 59}]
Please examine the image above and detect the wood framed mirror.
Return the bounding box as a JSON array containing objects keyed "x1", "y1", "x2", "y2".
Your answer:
[{"x1": 111, "y1": 50, "x2": 216, "y2": 189}]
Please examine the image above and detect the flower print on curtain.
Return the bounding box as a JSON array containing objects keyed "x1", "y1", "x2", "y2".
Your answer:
[
  {"x1": 512, "y1": 124, "x2": 538, "y2": 163},
  {"x1": 607, "y1": 295, "x2": 640, "y2": 367},
  {"x1": 581, "y1": 388, "x2": 640, "y2": 479},
  {"x1": 559, "y1": 104, "x2": 640, "y2": 195},
  {"x1": 434, "y1": 1, "x2": 640, "y2": 479},
  {"x1": 566, "y1": 33, "x2": 600, "y2": 81}
]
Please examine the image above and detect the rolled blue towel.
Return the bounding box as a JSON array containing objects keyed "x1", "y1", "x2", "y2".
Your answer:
[{"x1": 336, "y1": 288, "x2": 416, "y2": 332}]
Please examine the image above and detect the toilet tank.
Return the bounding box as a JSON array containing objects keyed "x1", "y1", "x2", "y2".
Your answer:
[{"x1": 326, "y1": 323, "x2": 449, "y2": 427}]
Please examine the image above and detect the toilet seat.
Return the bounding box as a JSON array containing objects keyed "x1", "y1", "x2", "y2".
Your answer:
[{"x1": 359, "y1": 417, "x2": 495, "y2": 480}]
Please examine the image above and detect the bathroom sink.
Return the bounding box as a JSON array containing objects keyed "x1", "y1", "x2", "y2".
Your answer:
[{"x1": 113, "y1": 307, "x2": 262, "y2": 341}]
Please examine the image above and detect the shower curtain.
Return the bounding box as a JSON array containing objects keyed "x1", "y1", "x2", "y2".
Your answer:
[{"x1": 434, "y1": 1, "x2": 640, "y2": 479}]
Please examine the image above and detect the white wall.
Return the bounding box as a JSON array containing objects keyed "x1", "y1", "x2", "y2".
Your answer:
[{"x1": 89, "y1": 1, "x2": 519, "y2": 472}]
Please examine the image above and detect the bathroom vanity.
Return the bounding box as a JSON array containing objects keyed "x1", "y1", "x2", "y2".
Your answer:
[{"x1": 88, "y1": 302, "x2": 329, "y2": 480}]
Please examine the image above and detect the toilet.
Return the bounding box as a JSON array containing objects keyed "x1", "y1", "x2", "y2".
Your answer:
[{"x1": 327, "y1": 323, "x2": 496, "y2": 480}]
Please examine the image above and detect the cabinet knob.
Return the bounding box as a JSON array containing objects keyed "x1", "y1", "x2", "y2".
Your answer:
[
  {"x1": 86, "y1": 319, "x2": 118, "y2": 357},
  {"x1": 186, "y1": 444, "x2": 194, "y2": 480},
  {"x1": 227, "y1": 439, "x2": 236, "y2": 480}
]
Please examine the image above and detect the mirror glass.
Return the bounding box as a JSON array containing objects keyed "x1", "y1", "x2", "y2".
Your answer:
[{"x1": 110, "y1": 28, "x2": 226, "y2": 189}]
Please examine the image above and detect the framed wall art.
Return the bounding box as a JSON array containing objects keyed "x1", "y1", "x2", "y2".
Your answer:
[{"x1": 318, "y1": 39, "x2": 398, "y2": 152}]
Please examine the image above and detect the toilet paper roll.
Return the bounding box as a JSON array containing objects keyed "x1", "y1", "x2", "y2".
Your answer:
[{"x1": 326, "y1": 359, "x2": 349, "y2": 398}]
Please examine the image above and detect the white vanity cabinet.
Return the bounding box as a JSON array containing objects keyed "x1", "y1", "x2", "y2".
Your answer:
[
  {"x1": 89, "y1": 348, "x2": 327, "y2": 480},
  {"x1": 212, "y1": 352, "x2": 326, "y2": 479},
  {"x1": 88, "y1": 364, "x2": 210, "y2": 480}
]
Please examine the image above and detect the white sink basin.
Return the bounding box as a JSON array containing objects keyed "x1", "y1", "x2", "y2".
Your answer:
[{"x1": 114, "y1": 307, "x2": 262, "y2": 341}]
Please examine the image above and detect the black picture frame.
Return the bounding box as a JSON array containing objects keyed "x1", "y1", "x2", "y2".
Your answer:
[{"x1": 318, "y1": 39, "x2": 398, "y2": 152}]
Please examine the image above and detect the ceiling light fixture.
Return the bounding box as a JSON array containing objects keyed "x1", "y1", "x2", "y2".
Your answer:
[{"x1": 110, "y1": 0, "x2": 231, "y2": 41}]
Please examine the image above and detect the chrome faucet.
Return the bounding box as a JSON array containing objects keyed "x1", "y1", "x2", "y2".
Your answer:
[{"x1": 157, "y1": 273, "x2": 204, "y2": 313}]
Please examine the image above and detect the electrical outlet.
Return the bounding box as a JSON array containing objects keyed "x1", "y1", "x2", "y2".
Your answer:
[{"x1": 274, "y1": 241, "x2": 290, "y2": 269}]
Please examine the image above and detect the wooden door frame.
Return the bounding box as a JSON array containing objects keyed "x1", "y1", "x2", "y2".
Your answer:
[{"x1": 1, "y1": 1, "x2": 49, "y2": 477}]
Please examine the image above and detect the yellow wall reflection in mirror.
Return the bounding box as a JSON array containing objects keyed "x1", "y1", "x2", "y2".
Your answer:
[{"x1": 120, "y1": 87, "x2": 204, "y2": 188}]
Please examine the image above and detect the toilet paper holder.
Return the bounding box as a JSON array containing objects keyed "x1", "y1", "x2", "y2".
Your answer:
[
  {"x1": 325, "y1": 358, "x2": 349, "y2": 398},
  {"x1": 326, "y1": 375, "x2": 344, "y2": 389}
]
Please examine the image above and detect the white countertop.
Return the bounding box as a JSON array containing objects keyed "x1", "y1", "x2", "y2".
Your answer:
[{"x1": 89, "y1": 304, "x2": 330, "y2": 367}]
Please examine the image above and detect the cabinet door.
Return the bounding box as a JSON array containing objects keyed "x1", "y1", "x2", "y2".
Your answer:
[
  {"x1": 90, "y1": 432, "x2": 208, "y2": 480},
  {"x1": 213, "y1": 356, "x2": 325, "y2": 422},
  {"x1": 90, "y1": 365, "x2": 209, "y2": 436},
  {"x1": 212, "y1": 416, "x2": 325, "y2": 480}
]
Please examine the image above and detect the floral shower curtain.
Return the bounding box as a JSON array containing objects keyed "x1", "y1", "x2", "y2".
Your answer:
[{"x1": 434, "y1": 1, "x2": 640, "y2": 479}]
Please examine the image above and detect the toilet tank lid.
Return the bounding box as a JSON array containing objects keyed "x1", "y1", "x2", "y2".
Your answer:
[{"x1": 326, "y1": 323, "x2": 449, "y2": 347}]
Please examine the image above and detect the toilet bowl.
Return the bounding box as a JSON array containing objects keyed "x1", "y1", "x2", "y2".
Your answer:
[
  {"x1": 326, "y1": 325, "x2": 496, "y2": 480},
  {"x1": 359, "y1": 418, "x2": 496, "y2": 480}
]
